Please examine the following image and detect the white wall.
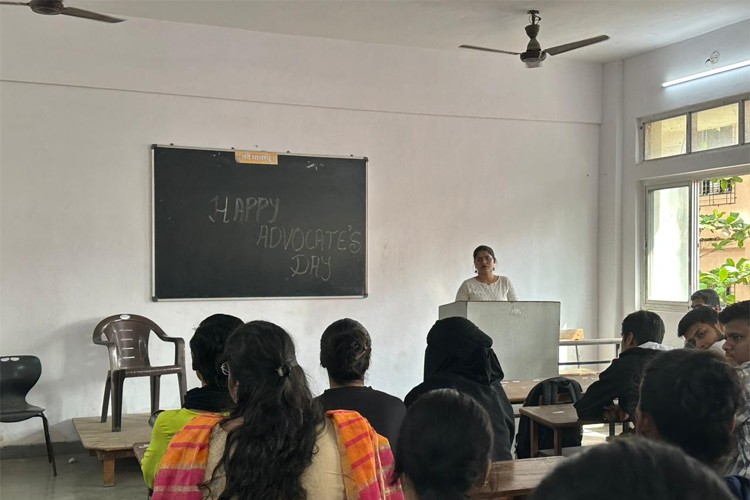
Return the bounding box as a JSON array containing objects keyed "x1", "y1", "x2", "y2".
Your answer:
[
  {"x1": 599, "y1": 19, "x2": 750, "y2": 342},
  {"x1": 0, "y1": 13, "x2": 602, "y2": 445}
]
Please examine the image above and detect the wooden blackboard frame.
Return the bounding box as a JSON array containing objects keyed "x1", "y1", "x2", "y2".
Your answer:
[{"x1": 151, "y1": 144, "x2": 368, "y2": 301}]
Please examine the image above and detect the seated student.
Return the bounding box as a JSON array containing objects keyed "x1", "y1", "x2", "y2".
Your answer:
[
  {"x1": 316, "y1": 318, "x2": 406, "y2": 449},
  {"x1": 637, "y1": 349, "x2": 750, "y2": 498},
  {"x1": 574, "y1": 310, "x2": 671, "y2": 422},
  {"x1": 394, "y1": 389, "x2": 492, "y2": 500},
  {"x1": 404, "y1": 317, "x2": 515, "y2": 461},
  {"x1": 152, "y1": 320, "x2": 403, "y2": 500},
  {"x1": 678, "y1": 306, "x2": 725, "y2": 351},
  {"x1": 719, "y1": 300, "x2": 750, "y2": 478},
  {"x1": 691, "y1": 288, "x2": 722, "y2": 311},
  {"x1": 530, "y1": 437, "x2": 735, "y2": 500},
  {"x1": 141, "y1": 313, "x2": 242, "y2": 490}
]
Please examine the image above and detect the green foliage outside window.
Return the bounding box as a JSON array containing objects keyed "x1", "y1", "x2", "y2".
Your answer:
[{"x1": 699, "y1": 177, "x2": 749, "y2": 305}]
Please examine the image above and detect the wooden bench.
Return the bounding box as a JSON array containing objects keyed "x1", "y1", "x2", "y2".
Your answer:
[{"x1": 73, "y1": 414, "x2": 151, "y2": 486}]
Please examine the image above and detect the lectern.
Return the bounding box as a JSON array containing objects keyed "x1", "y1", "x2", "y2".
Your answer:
[{"x1": 438, "y1": 301, "x2": 560, "y2": 381}]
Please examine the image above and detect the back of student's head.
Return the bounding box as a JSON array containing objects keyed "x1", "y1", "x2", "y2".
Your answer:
[
  {"x1": 622, "y1": 310, "x2": 665, "y2": 345},
  {"x1": 530, "y1": 437, "x2": 733, "y2": 500},
  {"x1": 395, "y1": 389, "x2": 492, "y2": 500},
  {"x1": 691, "y1": 288, "x2": 721, "y2": 308},
  {"x1": 638, "y1": 349, "x2": 742, "y2": 467},
  {"x1": 719, "y1": 300, "x2": 750, "y2": 325},
  {"x1": 207, "y1": 320, "x2": 322, "y2": 499},
  {"x1": 320, "y1": 318, "x2": 372, "y2": 384},
  {"x1": 677, "y1": 306, "x2": 719, "y2": 338},
  {"x1": 189, "y1": 314, "x2": 243, "y2": 388}
]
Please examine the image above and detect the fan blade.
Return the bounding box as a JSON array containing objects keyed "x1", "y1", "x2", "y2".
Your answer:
[
  {"x1": 459, "y1": 44, "x2": 521, "y2": 56},
  {"x1": 0, "y1": 1, "x2": 30, "y2": 5},
  {"x1": 545, "y1": 35, "x2": 609, "y2": 56},
  {"x1": 60, "y1": 6, "x2": 124, "y2": 23}
]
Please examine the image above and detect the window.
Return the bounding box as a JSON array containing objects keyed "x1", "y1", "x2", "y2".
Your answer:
[
  {"x1": 642, "y1": 96, "x2": 749, "y2": 161},
  {"x1": 691, "y1": 103, "x2": 739, "y2": 153},
  {"x1": 646, "y1": 185, "x2": 691, "y2": 302},
  {"x1": 645, "y1": 173, "x2": 750, "y2": 308},
  {"x1": 644, "y1": 116, "x2": 686, "y2": 160}
]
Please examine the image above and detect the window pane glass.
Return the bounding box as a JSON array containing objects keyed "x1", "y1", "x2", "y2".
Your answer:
[
  {"x1": 644, "y1": 115, "x2": 687, "y2": 160},
  {"x1": 691, "y1": 103, "x2": 739, "y2": 152},
  {"x1": 745, "y1": 101, "x2": 749, "y2": 144},
  {"x1": 647, "y1": 186, "x2": 690, "y2": 302},
  {"x1": 699, "y1": 173, "x2": 750, "y2": 304}
]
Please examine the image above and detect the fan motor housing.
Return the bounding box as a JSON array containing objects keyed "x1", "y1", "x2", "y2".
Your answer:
[
  {"x1": 30, "y1": 0, "x2": 63, "y2": 15},
  {"x1": 520, "y1": 50, "x2": 547, "y2": 64}
]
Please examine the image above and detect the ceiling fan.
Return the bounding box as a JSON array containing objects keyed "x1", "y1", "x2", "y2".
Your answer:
[
  {"x1": 460, "y1": 10, "x2": 608, "y2": 67},
  {"x1": 0, "y1": 0, "x2": 124, "y2": 23}
]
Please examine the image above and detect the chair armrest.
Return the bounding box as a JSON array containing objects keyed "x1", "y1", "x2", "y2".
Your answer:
[{"x1": 161, "y1": 336, "x2": 185, "y2": 366}]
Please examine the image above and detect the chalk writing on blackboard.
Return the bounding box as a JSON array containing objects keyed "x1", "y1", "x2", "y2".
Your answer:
[{"x1": 152, "y1": 145, "x2": 366, "y2": 299}]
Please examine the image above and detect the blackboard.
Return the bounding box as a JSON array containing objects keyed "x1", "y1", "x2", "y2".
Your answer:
[{"x1": 151, "y1": 145, "x2": 367, "y2": 300}]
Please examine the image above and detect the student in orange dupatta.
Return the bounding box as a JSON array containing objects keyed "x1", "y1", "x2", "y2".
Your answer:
[{"x1": 152, "y1": 320, "x2": 403, "y2": 500}]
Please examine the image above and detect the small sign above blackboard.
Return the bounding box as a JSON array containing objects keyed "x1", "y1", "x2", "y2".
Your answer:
[{"x1": 151, "y1": 145, "x2": 367, "y2": 300}]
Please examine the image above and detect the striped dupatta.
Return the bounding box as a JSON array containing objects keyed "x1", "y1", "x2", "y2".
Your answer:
[
  {"x1": 151, "y1": 410, "x2": 403, "y2": 500},
  {"x1": 328, "y1": 410, "x2": 405, "y2": 500},
  {"x1": 151, "y1": 413, "x2": 222, "y2": 500}
]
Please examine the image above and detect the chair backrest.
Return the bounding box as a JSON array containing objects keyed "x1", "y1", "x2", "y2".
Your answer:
[
  {"x1": 0, "y1": 355, "x2": 42, "y2": 408},
  {"x1": 515, "y1": 377, "x2": 584, "y2": 459},
  {"x1": 93, "y1": 314, "x2": 166, "y2": 370}
]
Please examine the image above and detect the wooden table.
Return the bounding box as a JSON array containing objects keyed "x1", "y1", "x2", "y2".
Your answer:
[
  {"x1": 518, "y1": 404, "x2": 622, "y2": 457},
  {"x1": 73, "y1": 414, "x2": 152, "y2": 486},
  {"x1": 501, "y1": 374, "x2": 599, "y2": 404},
  {"x1": 472, "y1": 456, "x2": 565, "y2": 499}
]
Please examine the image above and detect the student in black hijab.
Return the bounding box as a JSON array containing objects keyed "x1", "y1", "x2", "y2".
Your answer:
[{"x1": 404, "y1": 317, "x2": 515, "y2": 461}]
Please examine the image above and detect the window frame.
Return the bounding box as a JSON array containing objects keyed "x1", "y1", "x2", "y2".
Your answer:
[
  {"x1": 639, "y1": 94, "x2": 749, "y2": 164},
  {"x1": 642, "y1": 179, "x2": 697, "y2": 312},
  {"x1": 641, "y1": 165, "x2": 750, "y2": 311}
]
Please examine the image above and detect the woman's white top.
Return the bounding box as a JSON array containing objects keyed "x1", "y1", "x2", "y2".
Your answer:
[{"x1": 455, "y1": 276, "x2": 518, "y2": 302}]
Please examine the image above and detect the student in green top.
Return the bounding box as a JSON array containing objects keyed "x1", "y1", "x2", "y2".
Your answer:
[{"x1": 141, "y1": 314, "x2": 242, "y2": 490}]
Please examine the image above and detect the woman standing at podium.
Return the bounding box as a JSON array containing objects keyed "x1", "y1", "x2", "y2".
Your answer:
[{"x1": 455, "y1": 245, "x2": 518, "y2": 301}]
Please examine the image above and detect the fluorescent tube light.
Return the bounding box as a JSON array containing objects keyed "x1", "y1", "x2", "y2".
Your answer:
[{"x1": 662, "y1": 59, "x2": 750, "y2": 88}]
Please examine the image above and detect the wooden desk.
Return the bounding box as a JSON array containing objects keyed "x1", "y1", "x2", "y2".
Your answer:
[
  {"x1": 73, "y1": 414, "x2": 152, "y2": 486},
  {"x1": 519, "y1": 404, "x2": 619, "y2": 457},
  {"x1": 501, "y1": 374, "x2": 599, "y2": 404},
  {"x1": 472, "y1": 456, "x2": 565, "y2": 499}
]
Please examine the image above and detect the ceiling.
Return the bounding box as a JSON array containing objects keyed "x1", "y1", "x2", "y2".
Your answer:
[{"x1": 15, "y1": 1, "x2": 750, "y2": 62}]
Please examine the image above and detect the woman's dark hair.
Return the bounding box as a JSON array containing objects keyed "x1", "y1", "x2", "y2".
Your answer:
[
  {"x1": 472, "y1": 245, "x2": 496, "y2": 262},
  {"x1": 621, "y1": 310, "x2": 665, "y2": 344},
  {"x1": 203, "y1": 321, "x2": 323, "y2": 500},
  {"x1": 677, "y1": 307, "x2": 720, "y2": 338},
  {"x1": 189, "y1": 314, "x2": 243, "y2": 388},
  {"x1": 718, "y1": 299, "x2": 750, "y2": 325},
  {"x1": 639, "y1": 349, "x2": 743, "y2": 467},
  {"x1": 394, "y1": 389, "x2": 492, "y2": 500},
  {"x1": 530, "y1": 437, "x2": 733, "y2": 500},
  {"x1": 320, "y1": 318, "x2": 371, "y2": 384}
]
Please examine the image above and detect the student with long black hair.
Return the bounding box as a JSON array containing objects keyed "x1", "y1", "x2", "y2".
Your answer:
[{"x1": 152, "y1": 320, "x2": 403, "y2": 500}]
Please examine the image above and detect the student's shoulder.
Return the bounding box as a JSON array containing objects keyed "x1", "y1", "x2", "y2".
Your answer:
[{"x1": 369, "y1": 388, "x2": 406, "y2": 406}]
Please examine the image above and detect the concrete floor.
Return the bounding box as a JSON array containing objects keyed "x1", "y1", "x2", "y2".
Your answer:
[{"x1": 0, "y1": 452, "x2": 147, "y2": 500}]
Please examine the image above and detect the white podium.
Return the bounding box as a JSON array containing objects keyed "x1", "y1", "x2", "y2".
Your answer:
[{"x1": 438, "y1": 301, "x2": 560, "y2": 381}]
